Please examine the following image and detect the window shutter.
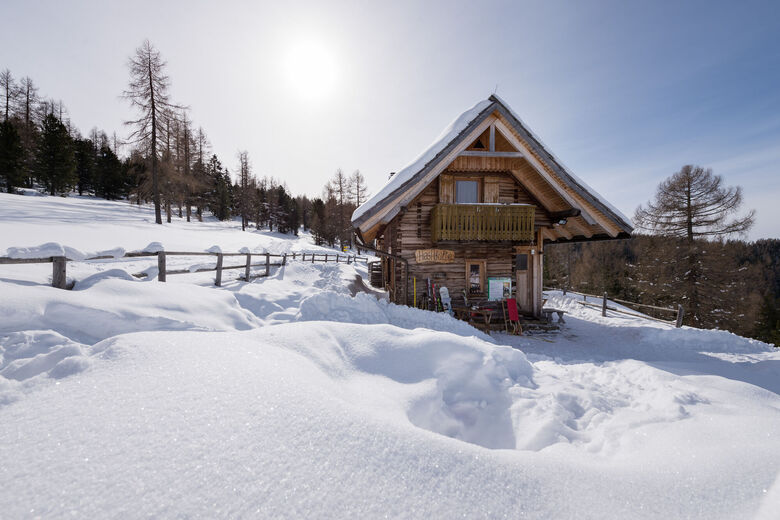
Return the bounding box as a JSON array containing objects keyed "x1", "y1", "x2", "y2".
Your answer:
[
  {"x1": 484, "y1": 177, "x2": 500, "y2": 203},
  {"x1": 439, "y1": 174, "x2": 454, "y2": 203}
]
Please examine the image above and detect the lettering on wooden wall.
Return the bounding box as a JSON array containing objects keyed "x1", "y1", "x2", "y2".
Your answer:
[{"x1": 415, "y1": 249, "x2": 455, "y2": 264}]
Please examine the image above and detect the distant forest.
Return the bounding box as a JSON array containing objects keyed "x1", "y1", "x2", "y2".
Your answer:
[
  {"x1": 545, "y1": 237, "x2": 779, "y2": 345},
  {"x1": 0, "y1": 45, "x2": 366, "y2": 251}
]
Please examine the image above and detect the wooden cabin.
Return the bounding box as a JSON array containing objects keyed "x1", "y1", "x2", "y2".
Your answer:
[{"x1": 351, "y1": 95, "x2": 633, "y2": 317}]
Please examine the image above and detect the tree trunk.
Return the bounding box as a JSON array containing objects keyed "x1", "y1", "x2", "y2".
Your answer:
[{"x1": 148, "y1": 60, "x2": 162, "y2": 225}]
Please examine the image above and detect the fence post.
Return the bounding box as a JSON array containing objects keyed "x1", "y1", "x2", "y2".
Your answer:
[
  {"x1": 283, "y1": 253, "x2": 287, "y2": 266},
  {"x1": 245, "y1": 253, "x2": 251, "y2": 281},
  {"x1": 301, "y1": 253, "x2": 305, "y2": 262},
  {"x1": 336, "y1": 255, "x2": 340, "y2": 263},
  {"x1": 676, "y1": 304, "x2": 685, "y2": 328},
  {"x1": 602, "y1": 292, "x2": 608, "y2": 317},
  {"x1": 52, "y1": 256, "x2": 67, "y2": 289},
  {"x1": 215, "y1": 253, "x2": 224, "y2": 287},
  {"x1": 157, "y1": 252, "x2": 166, "y2": 282},
  {"x1": 292, "y1": 253, "x2": 296, "y2": 261},
  {"x1": 265, "y1": 253, "x2": 270, "y2": 276},
  {"x1": 311, "y1": 253, "x2": 315, "y2": 264}
]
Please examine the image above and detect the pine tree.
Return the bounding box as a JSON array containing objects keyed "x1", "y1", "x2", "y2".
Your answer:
[
  {"x1": 74, "y1": 137, "x2": 96, "y2": 195},
  {"x1": 0, "y1": 119, "x2": 24, "y2": 192},
  {"x1": 205, "y1": 154, "x2": 231, "y2": 220},
  {"x1": 95, "y1": 144, "x2": 125, "y2": 199},
  {"x1": 35, "y1": 114, "x2": 75, "y2": 195}
]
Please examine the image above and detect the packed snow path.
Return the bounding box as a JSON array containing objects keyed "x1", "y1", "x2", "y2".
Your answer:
[{"x1": 1, "y1": 193, "x2": 779, "y2": 518}]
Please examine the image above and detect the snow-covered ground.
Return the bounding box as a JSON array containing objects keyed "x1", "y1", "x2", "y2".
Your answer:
[{"x1": 1, "y1": 193, "x2": 779, "y2": 519}]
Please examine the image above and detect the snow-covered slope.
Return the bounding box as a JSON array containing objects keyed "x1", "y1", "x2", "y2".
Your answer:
[{"x1": 1, "y1": 193, "x2": 779, "y2": 519}]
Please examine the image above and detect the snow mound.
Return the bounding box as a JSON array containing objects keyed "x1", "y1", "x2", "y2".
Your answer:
[
  {"x1": 73, "y1": 269, "x2": 137, "y2": 290},
  {"x1": 508, "y1": 358, "x2": 713, "y2": 452},
  {"x1": 93, "y1": 246, "x2": 126, "y2": 259},
  {"x1": 296, "y1": 291, "x2": 491, "y2": 339},
  {"x1": 0, "y1": 330, "x2": 92, "y2": 406},
  {"x1": 142, "y1": 241, "x2": 164, "y2": 253},
  {"x1": 5, "y1": 242, "x2": 86, "y2": 260},
  {"x1": 266, "y1": 322, "x2": 534, "y2": 448},
  {"x1": 0, "y1": 278, "x2": 261, "y2": 345}
]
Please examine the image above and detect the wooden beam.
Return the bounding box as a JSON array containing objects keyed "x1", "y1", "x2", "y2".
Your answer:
[
  {"x1": 489, "y1": 124, "x2": 495, "y2": 152},
  {"x1": 553, "y1": 224, "x2": 573, "y2": 240},
  {"x1": 458, "y1": 151, "x2": 523, "y2": 158},
  {"x1": 510, "y1": 166, "x2": 568, "y2": 213},
  {"x1": 566, "y1": 217, "x2": 594, "y2": 239},
  {"x1": 494, "y1": 118, "x2": 605, "y2": 228}
]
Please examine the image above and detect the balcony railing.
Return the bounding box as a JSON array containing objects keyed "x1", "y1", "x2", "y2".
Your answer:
[{"x1": 431, "y1": 203, "x2": 535, "y2": 242}]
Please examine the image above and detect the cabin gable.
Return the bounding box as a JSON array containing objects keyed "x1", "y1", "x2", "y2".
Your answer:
[{"x1": 355, "y1": 95, "x2": 632, "y2": 315}]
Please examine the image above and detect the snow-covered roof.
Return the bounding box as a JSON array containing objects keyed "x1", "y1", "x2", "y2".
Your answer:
[
  {"x1": 351, "y1": 99, "x2": 493, "y2": 223},
  {"x1": 351, "y1": 95, "x2": 633, "y2": 237}
]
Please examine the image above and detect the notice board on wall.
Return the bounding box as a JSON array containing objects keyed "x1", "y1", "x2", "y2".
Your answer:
[{"x1": 487, "y1": 277, "x2": 512, "y2": 301}]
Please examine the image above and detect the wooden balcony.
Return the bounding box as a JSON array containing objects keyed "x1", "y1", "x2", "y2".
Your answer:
[{"x1": 431, "y1": 203, "x2": 535, "y2": 242}]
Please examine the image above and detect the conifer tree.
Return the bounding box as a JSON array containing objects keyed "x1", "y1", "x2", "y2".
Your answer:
[
  {"x1": 74, "y1": 137, "x2": 96, "y2": 195},
  {"x1": 95, "y1": 144, "x2": 125, "y2": 199},
  {"x1": 0, "y1": 119, "x2": 24, "y2": 192},
  {"x1": 35, "y1": 114, "x2": 75, "y2": 195}
]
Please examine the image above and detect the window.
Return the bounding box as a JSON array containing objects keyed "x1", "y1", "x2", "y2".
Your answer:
[
  {"x1": 516, "y1": 254, "x2": 528, "y2": 271},
  {"x1": 465, "y1": 259, "x2": 486, "y2": 295},
  {"x1": 456, "y1": 180, "x2": 479, "y2": 203}
]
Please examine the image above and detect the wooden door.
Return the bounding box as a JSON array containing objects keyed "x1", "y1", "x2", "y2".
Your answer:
[{"x1": 515, "y1": 248, "x2": 532, "y2": 313}]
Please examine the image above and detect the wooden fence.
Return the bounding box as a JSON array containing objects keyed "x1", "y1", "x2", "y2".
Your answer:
[
  {"x1": 544, "y1": 286, "x2": 684, "y2": 328},
  {"x1": 0, "y1": 250, "x2": 369, "y2": 289}
]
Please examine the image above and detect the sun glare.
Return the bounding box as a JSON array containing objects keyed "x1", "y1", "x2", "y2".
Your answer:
[{"x1": 284, "y1": 39, "x2": 338, "y2": 101}]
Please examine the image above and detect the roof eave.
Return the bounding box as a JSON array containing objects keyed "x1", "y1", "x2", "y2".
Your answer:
[{"x1": 351, "y1": 100, "x2": 499, "y2": 230}]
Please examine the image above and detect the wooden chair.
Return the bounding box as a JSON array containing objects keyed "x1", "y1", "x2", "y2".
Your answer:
[{"x1": 502, "y1": 298, "x2": 523, "y2": 335}]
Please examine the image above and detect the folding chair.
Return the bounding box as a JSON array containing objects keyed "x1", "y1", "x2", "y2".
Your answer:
[{"x1": 502, "y1": 298, "x2": 523, "y2": 335}]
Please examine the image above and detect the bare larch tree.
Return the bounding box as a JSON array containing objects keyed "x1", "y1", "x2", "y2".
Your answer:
[
  {"x1": 0, "y1": 69, "x2": 19, "y2": 122},
  {"x1": 634, "y1": 164, "x2": 755, "y2": 324},
  {"x1": 237, "y1": 150, "x2": 252, "y2": 231},
  {"x1": 349, "y1": 169, "x2": 369, "y2": 207},
  {"x1": 123, "y1": 40, "x2": 181, "y2": 224}
]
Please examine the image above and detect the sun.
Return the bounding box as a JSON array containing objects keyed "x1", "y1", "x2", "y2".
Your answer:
[{"x1": 284, "y1": 39, "x2": 339, "y2": 101}]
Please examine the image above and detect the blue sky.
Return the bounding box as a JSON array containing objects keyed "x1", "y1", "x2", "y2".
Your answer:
[{"x1": 2, "y1": 0, "x2": 778, "y2": 238}]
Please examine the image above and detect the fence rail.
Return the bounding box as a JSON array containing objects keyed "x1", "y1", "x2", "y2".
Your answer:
[
  {"x1": 1, "y1": 249, "x2": 369, "y2": 289},
  {"x1": 544, "y1": 286, "x2": 684, "y2": 328}
]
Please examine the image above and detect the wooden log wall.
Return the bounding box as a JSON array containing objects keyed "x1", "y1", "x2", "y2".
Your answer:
[{"x1": 383, "y1": 171, "x2": 553, "y2": 308}]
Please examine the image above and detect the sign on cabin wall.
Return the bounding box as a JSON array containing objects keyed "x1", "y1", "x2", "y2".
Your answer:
[
  {"x1": 488, "y1": 277, "x2": 512, "y2": 301},
  {"x1": 415, "y1": 249, "x2": 455, "y2": 264}
]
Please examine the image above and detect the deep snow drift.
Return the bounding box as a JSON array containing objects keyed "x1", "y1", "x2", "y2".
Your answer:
[{"x1": 1, "y1": 193, "x2": 779, "y2": 519}]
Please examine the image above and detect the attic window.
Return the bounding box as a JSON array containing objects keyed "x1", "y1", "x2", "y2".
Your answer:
[
  {"x1": 473, "y1": 139, "x2": 485, "y2": 149},
  {"x1": 456, "y1": 180, "x2": 479, "y2": 203}
]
